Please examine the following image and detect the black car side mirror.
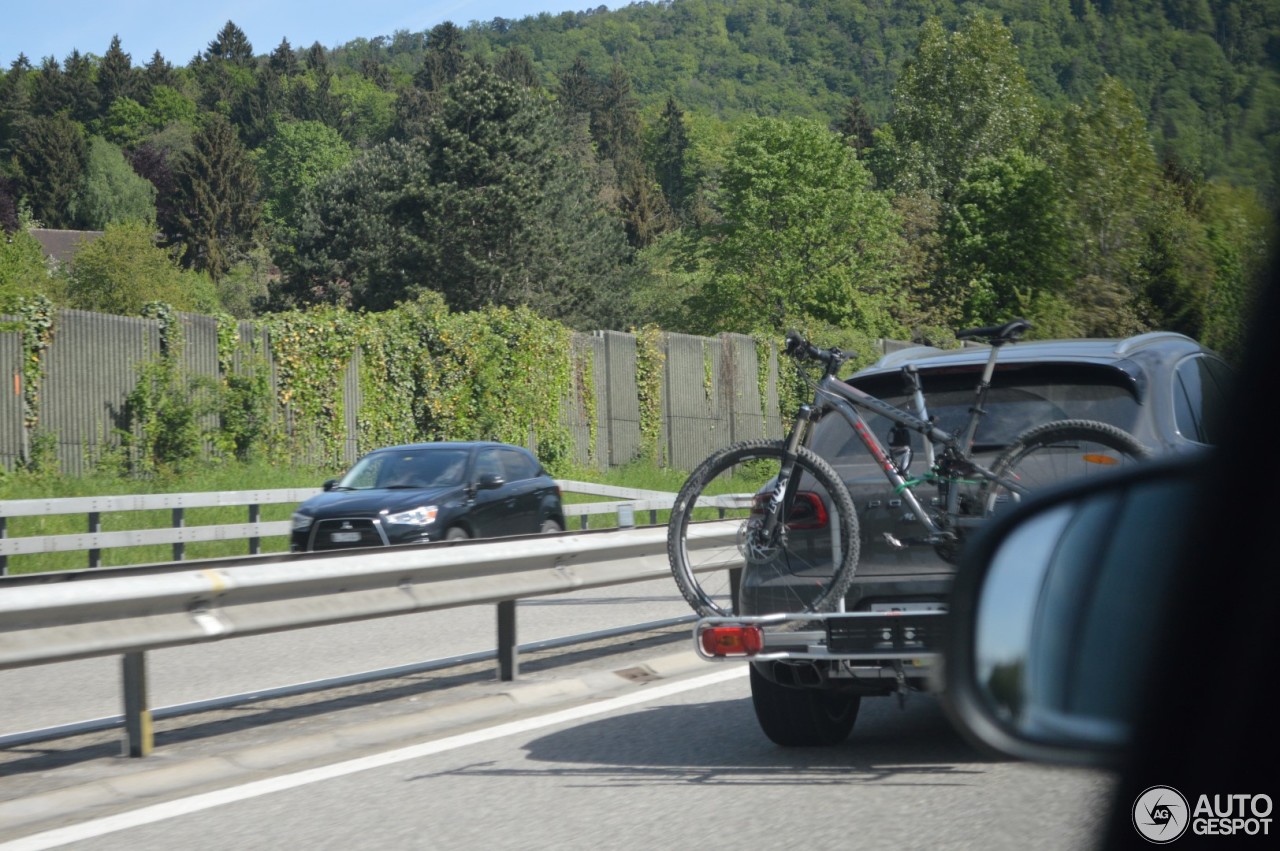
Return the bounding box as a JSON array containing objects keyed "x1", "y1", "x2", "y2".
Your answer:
[
  {"x1": 477, "y1": 472, "x2": 505, "y2": 490},
  {"x1": 322, "y1": 479, "x2": 338, "y2": 492},
  {"x1": 942, "y1": 454, "x2": 1204, "y2": 767}
]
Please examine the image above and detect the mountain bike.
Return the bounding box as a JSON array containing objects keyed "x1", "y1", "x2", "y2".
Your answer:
[{"x1": 666, "y1": 319, "x2": 1151, "y2": 621}]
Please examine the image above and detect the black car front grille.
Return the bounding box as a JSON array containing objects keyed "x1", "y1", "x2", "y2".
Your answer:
[{"x1": 310, "y1": 518, "x2": 386, "y2": 550}]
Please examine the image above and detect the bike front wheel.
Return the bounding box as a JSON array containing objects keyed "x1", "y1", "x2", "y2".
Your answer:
[
  {"x1": 667, "y1": 439, "x2": 860, "y2": 620},
  {"x1": 981, "y1": 419, "x2": 1152, "y2": 517}
]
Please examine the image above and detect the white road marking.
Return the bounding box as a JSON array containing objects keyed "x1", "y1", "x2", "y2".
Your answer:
[{"x1": 2, "y1": 667, "x2": 746, "y2": 850}]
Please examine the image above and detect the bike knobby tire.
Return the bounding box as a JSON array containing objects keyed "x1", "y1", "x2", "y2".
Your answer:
[
  {"x1": 982, "y1": 419, "x2": 1153, "y2": 516},
  {"x1": 667, "y1": 439, "x2": 860, "y2": 620}
]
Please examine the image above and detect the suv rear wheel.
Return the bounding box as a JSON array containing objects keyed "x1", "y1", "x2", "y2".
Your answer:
[{"x1": 749, "y1": 664, "x2": 860, "y2": 746}]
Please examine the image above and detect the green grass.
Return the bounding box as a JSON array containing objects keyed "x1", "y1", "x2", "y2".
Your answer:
[
  {"x1": 0, "y1": 459, "x2": 703, "y2": 574},
  {"x1": 0, "y1": 460, "x2": 336, "y2": 574}
]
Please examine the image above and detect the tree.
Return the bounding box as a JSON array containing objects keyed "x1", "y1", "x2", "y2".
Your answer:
[
  {"x1": 72, "y1": 136, "x2": 157, "y2": 228},
  {"x1": 833, "y1": 96, "x2": 875, "y2": 154},
  {"x1": 285, "y1": 65, "x2": 631, "y2": 327},
  {"x1": 1053, "y1": 77, "x2": 1162, "y2": 336},
  {"x1": 413, "y1": 22, "x2": 468, "y2": 92},
  {"x1": 876, "y1": 15, "x2": 1039, "y2": 202},
  {"x1": 170, "y1": 115, "x2": 261, "y2": 280},
  {"x1": 14, "y1": 112, "x2": 87, "y2": 228},
  {"x1": 494, "y1": 47, "x2": 539, "y2": 88},
  {"x1": 556, "y1": 58, "x2": 598, "y2": 122},
  {"x1": 205, "y1": 21, "x2": 255, "y2": 66},
  {"x1": 652, "y1": 96, "x2": 693, "y2": 221},
  {"x1": 64, "y1": 220, "x2": 217, "y2": 314},
  {"x1": 258, "y1": 120, "x2": 353, "y2": 240},
  {"x1": 694, "y1": 118, "x2": 905, "y2": 338},
  {"x1": 97, "y1": 35, "x2": 136, "y2": 105},
  {"x1": 142, "y1": 51, "x2": 175, "y2": 91},
  {"x1": 940, "y1": 149, "x2": 1072, "y2": 327}
]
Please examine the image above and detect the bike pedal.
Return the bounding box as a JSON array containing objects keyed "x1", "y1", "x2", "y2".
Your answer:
[{"x1": 882, "y1": 532, "x2": 907, "y2": 550}]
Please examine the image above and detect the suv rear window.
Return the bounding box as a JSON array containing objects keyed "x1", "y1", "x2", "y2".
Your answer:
[{"x1": 810, "y1": 364, "x2": 1142, "y2": 459}]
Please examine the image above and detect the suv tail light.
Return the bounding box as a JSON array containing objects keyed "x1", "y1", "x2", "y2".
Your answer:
[
  {"x1": 751, "y1": 491, "x2": 829, "y2": 530},
  {"x1": 699, "y1": 625, "x2": 764, "y2": 657}
]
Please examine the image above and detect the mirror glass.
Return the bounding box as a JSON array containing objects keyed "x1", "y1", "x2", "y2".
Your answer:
[{"x1": 972, "y1": 474, "x2": 1195, "y2": 748}]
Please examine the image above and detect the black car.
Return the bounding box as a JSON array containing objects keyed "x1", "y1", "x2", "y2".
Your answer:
[
  {"x1": 290, "y1": 442, "x2": 565, "y2": 551},
  {"x1": 737, "y1": 330, "x2": 1232, "y2": 745}
]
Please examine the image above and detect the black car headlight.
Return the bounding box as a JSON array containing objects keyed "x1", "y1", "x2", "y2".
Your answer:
[
  {"x1": 385, "y1": 505, "x2": 439, "y2": 526},
  {"x1": 291, "y1": 511, "x2": 313, "y2": 531}
]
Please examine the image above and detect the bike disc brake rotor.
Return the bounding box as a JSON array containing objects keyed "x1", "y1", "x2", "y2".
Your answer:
[{"x1": 737, "y1": 517, "x2": 787, "y2": 563}]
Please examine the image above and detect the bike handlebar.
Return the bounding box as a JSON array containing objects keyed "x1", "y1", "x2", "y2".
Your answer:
[{"x1": 783, "y1": 331, "x2": 846, "y2": 369}]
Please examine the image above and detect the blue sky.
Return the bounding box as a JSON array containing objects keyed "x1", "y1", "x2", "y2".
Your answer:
[{"x1": 2, "y1": 2, "x2": 615, "y2": 68}]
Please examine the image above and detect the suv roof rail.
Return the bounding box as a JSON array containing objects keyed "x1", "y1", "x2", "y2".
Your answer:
[
  {"x1": 871, "y1": 345, "x2": 945, "y2": 369},
  {"x1": 1114, "y1": 331, "x2": 1197, "y2": 355}
]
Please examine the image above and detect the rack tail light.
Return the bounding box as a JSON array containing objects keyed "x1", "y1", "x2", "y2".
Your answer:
[{"x1": 699, "y1": 625, "x2": 764, "y2": 657}]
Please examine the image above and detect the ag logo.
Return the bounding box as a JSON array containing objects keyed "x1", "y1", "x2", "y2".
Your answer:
[{"x1": 1133, "y1": 786, "x2": 1190, "y2": 843}]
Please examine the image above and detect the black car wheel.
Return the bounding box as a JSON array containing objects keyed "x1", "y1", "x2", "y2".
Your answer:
[
  {"x1": 540, "y1": 519, "x2": 563, "y2": 533},
  {"x1": 445, "y1": 526, "x2": 470, "y2": 541},
  {"x1": 749, "y1": 664, "x2": 860, "y2": 747}
]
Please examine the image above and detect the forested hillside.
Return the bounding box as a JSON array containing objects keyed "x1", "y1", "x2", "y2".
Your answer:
[{"x1": 2, "y1": 0, "x2": 1275, "y2": 368}]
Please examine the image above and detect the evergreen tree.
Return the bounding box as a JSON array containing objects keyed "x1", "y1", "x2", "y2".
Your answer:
[
  {"x1": 286, "y1": 65, "x2": 630, "y2": 326},
  {"x1": 653, "y1": 96, "x2": 693, "y2": 221},
  {"x1": 97, "y1": 36, "x2": 136, "y2": 106},
  {"x1": 142, "y1": 51, "x2": 175, "y2": 92},
  {"x1": 268, "y1": 39, "x2": 300, "y2": 77},
  {"x1": 833, "y1": 96, "x2": 875, "y2": 154},
  {"x1": 205, "y1": 21, "x2": 255, "y2": 66},
  {"x1": 15, "y1": 112, "x2": 87, "y2": 228},
  {"x1": 556, "y1": 58, "x2": 598, "y2": 122},
  {"x1": 495, "y1": 47, "x2": 540, "y2": 88},
  {"x1": 413, "y1": 22, "x2": 468, "y2": 92},
  {"x1": 61, "y1": 50, "x2": 100, "y2": 125},
  {"x1": 170, "y1": 115, "x2": 261, "y2": 280}
]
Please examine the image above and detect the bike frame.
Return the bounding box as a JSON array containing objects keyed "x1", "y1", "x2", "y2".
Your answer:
[{"x1": 767, "y1": 342, "x2": 1027, "y2": 543}]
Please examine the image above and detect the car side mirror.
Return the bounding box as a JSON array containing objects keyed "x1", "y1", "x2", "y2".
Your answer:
[
  {"x1": 943, "y1": 455, "x2": 1203, "y2": 767},
  {"x1": 322, "y1": 479, "x2": 338, "y2": 492},
  {"x1": 477, "y1": 472, "x2": 505, "y2": 490}
]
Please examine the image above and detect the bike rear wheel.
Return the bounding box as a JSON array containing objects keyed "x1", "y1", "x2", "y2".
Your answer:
[
  {"x1": 982, "y1": 419, "x2": 1152, "y2": 517},
  {"x1": 667, "y1": 439, "x2": 860, "y2": 620}
]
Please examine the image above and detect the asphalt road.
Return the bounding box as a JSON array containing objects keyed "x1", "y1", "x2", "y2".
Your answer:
[
  {"x1": 0, "y1": 577, "x2": 693, "y2": 736},
  {"x1": 2, "y1": 666, "x2": 1113, "y2": 850}
]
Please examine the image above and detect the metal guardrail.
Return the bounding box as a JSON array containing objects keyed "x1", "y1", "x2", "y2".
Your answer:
[
  {"x1": 0, "y1": 520, "x2": 742, "y2": 757},
  {"x1": 0, "y1": 480, "x2": 683, "y2": 573}
]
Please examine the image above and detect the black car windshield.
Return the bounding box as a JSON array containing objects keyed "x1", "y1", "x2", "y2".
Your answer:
[
  {"x1": 336, "y1": 449, "x2": 469, "y2": 490},
  {"x1": 811, "y1": 364, "x2": 1142, "y2": 459}
]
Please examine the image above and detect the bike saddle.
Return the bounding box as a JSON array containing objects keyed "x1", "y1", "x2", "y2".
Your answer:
[{"x1": 956, "y1": 318, "x2": 1032, "y2": 347}]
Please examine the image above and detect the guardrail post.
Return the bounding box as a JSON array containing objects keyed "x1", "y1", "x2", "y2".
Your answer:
[
  {"x1": 0, "y1": 515, "x2": 7, "y2": 576},
  {"x1": 122, "y1": 652, "x2": 153, "y2": 757},
  {"x1": 88, "y1": 511, "x2": 101, "y2": 568},
  {"x1": 249, "y1": 503, "x2": 261, "y2": 555},
  {"x1": 497, "y1": 600, "x2": 518, "y2": 681},
  {"x1": 617, "y1": 504, "x2": 635, "y2": 529},
  {"x1": 172, "y1": 508, "x2": 184, "y2": 561}
]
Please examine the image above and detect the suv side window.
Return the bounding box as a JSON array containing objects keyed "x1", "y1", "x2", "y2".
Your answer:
[
  {"x1": 499, "y1": 449, "x2": 539, "y2": 481},
  {"x1": 476, "y1": 449, "x2": 504, "y2": 481},
  {"x1": 1172, "y1": 355, "x2": 1232, "y2": 445}
]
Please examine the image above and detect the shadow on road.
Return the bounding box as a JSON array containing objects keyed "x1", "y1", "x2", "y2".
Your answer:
[{"x1": 416, "y1": 690, "x2": 998, "y2": 789}]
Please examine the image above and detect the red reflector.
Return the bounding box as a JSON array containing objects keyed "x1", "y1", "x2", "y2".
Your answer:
[
  {"x1": 700, "y1": 626, "x2": 764, "y2": 657},
  {"x1": 1082, "y1": 453, "x2": 1120, "y2": 465}
]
